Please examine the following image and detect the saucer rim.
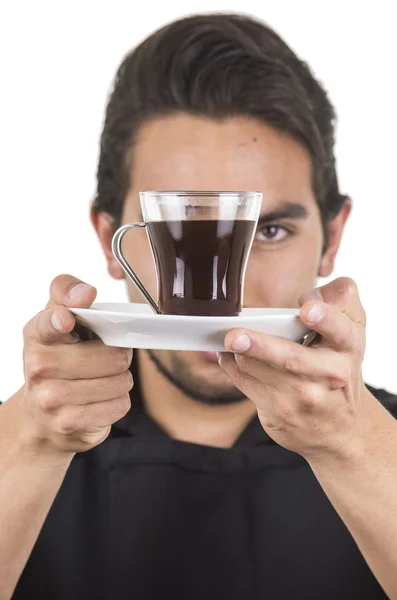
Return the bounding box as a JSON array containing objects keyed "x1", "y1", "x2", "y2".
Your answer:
[{"x1": 72, "y1": 303, "x2": 301, "y2": 323}]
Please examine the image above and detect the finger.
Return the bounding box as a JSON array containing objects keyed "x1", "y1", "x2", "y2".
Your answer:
[
  {"x1": 46, "y1": 274, "x2": 97, "y2": 310},
  {"x1": 218, "y1": 353, "x2": 329, "y2": 433},
  {"x1": 54, "y1": 394, "x2": 132, "y2": 434},
  {"x1": 223, "y1": 328, "x2": 348, "y2": 384},
  {"x1": 36, "y1": 371, "x2": 134, "y2": 411},
  {"x1": 217, "y1": 352, "x2": 257, "y2": 398},
  {"x1": 24, "y1": 305, "x2": 81, "y2": 346},
  {"x1": 299, "y1": 277, "x2": 366, "y2": 328},
  {"x1": 24, "y1": 338, "x2": 133, "y2": 380},
  {"x1": 299, "y1": 301, "x2": 365, "y2": 354},
  {"x1": 217, "y1": 353, "x2": 276, "y2": 413}
]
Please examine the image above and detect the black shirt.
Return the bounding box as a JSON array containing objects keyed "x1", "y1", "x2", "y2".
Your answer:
[{"x1": 11, "y1": 364, "x2": 397, "y2": 600}]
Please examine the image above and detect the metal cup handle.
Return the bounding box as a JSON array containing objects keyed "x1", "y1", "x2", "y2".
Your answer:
[{"x1": 111, "y1": 223, "x2": 160, "y2": 315}]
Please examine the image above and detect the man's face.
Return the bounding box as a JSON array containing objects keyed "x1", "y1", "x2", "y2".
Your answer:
[{"x1": 97, "y1": 114, "x2": 346, "y2": 404}]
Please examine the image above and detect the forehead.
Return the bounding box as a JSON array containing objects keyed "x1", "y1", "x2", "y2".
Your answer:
[{"x1": 127, "y1": 114, "x2": 316, "y2": 210}]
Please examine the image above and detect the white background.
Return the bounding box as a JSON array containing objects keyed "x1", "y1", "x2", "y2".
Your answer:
[{"x1": 0, "y1": 1, "x2": 396, "y2": 400}]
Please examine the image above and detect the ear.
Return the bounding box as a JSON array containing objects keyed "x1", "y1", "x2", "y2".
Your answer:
[
  {"x1": 318, "y1": 196, "x2": 352, "y2": 277},
  {"x1": 90, "y1": 207, "x2": 124, "y2": 280}
]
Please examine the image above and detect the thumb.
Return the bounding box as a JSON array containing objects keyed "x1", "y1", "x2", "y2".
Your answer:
[
  {"x1": 46, "y1": 274, "x2": 97, "y2": 310},
  {"x1": 299, "y1": 277, "x2": 366, "y2": 327},
  {"x1": 46, "y1": 274, "x2": 97, "y2": 341}
]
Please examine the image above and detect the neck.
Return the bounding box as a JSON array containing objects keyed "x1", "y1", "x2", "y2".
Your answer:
[{"x1": 137, "y1": 350, "x2": 257, "y2": 448}]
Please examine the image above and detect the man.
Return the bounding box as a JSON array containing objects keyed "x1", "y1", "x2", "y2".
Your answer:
[{"x1": 1, "y1": 12, "x2": 397, "y2": 600}]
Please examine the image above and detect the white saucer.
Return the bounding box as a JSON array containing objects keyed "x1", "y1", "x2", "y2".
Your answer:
[{"x1": 70, "y1": 303, "x2": 310, "y2": 352}]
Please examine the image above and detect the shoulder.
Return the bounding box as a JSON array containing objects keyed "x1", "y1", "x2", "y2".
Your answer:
[{"x1": 365, "y1": 383, "x2": 397, "y2": 419}]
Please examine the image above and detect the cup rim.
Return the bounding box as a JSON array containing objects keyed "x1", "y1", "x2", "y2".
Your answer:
[{"x1": 140, "y1": 190, "x2": 261, "y2": 197}]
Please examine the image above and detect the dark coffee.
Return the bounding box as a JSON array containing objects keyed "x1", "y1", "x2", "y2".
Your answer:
[{"x1": 146, "y1": 219, "x2": 256, "y2": 316}]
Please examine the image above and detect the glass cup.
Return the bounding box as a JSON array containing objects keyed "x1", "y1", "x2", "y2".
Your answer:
[{"x1": 112, "y1": 191, "x2": 262, "y2": 316}]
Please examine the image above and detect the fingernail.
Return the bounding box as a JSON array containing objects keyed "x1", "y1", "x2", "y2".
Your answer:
[
  {"x1": 51, "y1": 312, "x2": 65, "y2": 331},
  {"x1": 217, "y1": 352, "x2": 222, "y2": 365},
  {"x1": 231, "y1": 334, "x2": 251, "y2": 353},
  {"x1": 68, "y1": 283, "x2": 92, "y2": 301},
  {"x1": 306, "y1": 304, "x2": 324, "y2": 324}
]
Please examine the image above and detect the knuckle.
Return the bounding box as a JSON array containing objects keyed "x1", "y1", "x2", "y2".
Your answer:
[
  {"x1": 23, "y1": 311, "x2": 45, "y2": 341},
  {"x1": 50, "y1": 274, "x2": 71, "y2": 297},
  {"x1": 56, "y1": 407, "x2": 84, "y2": 436},
  {"x1": 114, "y1": 371, "x2": 134, "y2": 396},
  {"x1": 113, "y1": 348, "x2": 133, "y2": 373},
  {"x1": 336, "y1": 277, "x2": 358, "y2": 300},
  {"x1": 300, "y1": 394, "x2": 316, "y2": 412},
  {"x1": 80, "y1": 426, "x2": 111, "y2": 449},
  {"x1": 37, "y1": 383, "x2": 64, "y2": 412},
  {"x1": 296, "y1": 379, "x2": 323, "y2": 410},
  {"x1": 24, "y1": 350, "x2": 47, "y2": 381},
  {"x1": 282, "y1": 352, "x2": 301, "y2": 373},
  {"x1": 106, "y1": 395, "x2": 131, "y2": 422},
  {"x1": 24, "y1": 347, "x2": 59, "y2": 381},
  {"x1": 328, "y1": 370, "x2": 348, "y2": 390},
  {"x1": 118, "y1": 394, "x2": 132, "y2": 415},
  {"x1": 124, "y1": 370, "x2": 134, "y2": 392},
  {"x1": 57, "y1": 420, "x2": 77, "y2": 436}
]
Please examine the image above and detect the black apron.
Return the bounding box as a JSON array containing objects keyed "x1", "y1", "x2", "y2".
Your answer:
[{"x1": 13, "y1": 383, "x2": 395, "y2": 600}]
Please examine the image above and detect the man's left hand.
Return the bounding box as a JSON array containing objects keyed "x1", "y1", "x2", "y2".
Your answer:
[{"x1": 219, "y1": 277, "x2": 374, "y2": 460}]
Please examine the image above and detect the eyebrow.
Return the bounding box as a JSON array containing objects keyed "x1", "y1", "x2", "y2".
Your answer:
[
  {"x1": 139, "y1": 201, "x2": 309, "y2": 223},
  {"x1": 257, "y1": 202, "x2": 309, "y2": 225}
]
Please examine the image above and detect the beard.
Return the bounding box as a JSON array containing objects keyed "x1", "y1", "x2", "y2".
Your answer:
[{"x1": 145, "y1": 349, "x2": 246, "y2": 406}]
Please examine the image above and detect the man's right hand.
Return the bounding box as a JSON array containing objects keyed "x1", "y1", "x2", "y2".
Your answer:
[{"x1": 20, "y1": 274, "x2": 133, "y2": 455}]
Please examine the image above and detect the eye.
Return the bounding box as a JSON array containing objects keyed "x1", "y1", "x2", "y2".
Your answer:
[{"x1": 255, "y1": 224, "x2": 292, "y2": 243}]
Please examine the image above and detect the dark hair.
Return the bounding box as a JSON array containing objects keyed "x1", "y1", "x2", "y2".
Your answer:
[{"x1": 92, "y1": 13, "x2": 346, "y2": 254}]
